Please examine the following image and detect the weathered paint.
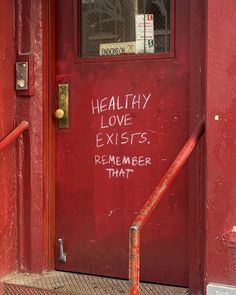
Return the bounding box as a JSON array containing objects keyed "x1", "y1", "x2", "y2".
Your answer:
[
  {"x1": 0, "y1": 0, "x2": 47, "y2": 276},
  {"x1": 205, "y1": 0, "x2": 236, "y2": 286},
  {"x1": 15, "y1": 0, "x2": 46, "y2": 272},
  {"x1": 129, "y1": 226, "x2": 140, "y2": 295},
  {"x1": 188, "y1": 0, "x2": 205, "y2": 293},
  {"x1": 56, "y1": 0, "x2": 191, "y2": 286},
  {"x1": 0, "y1": 0, "x2": 17, "y2": 279},
  {"x1": 0, "y1": 1, "x2": 236, "y2": 295}
]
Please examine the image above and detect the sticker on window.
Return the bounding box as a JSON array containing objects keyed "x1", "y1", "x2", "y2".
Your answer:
[
  {"x1": 135, "y1": 14, "x2": 155, "y2": 54},
  {"x1": 100, "y1": 42, "x2": 136, "y2": 56}
]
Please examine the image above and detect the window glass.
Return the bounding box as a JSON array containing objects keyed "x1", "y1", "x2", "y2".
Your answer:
[{"x1": 81, "y1": 0, "x2": 171, "y2": 57}]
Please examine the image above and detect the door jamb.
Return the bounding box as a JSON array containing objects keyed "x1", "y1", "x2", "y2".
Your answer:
[{"x1": 43, "y1": 0, "x2": 56, "y2": 270}]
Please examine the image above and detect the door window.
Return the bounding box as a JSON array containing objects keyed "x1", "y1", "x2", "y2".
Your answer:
[{"x1": 78, "y1": 0, "x2": 172, "y2": 58}]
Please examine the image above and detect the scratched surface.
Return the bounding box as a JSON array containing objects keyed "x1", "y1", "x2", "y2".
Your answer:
[
  {"x1": 55, "y1": 0, "x2": 191, "y2": 286},
  {"x1": 0, "y1": 0, "x2": 17, "y2": 277},
  {"x1": 205, "y1": 0, "x2": 236, "y2": 286},
  {"x1": 3, "y1": 272, "x2": 189, "y2": 295}
]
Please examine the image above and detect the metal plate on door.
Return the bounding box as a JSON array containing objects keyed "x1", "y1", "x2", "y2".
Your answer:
[{"x1": 55, "y1": 84, "x2": 70, "y2": 129}]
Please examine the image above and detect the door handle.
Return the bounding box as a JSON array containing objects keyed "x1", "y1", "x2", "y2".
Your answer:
[
  {"x1": 55, "y1": 84, "x2": 69, "y2": 128},
  {"x1": 55, "y1": 108, "x2": 65, "y2": 119}
]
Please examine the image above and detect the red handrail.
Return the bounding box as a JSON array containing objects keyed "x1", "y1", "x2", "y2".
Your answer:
[
  {"x1": 129, "y1": 118, "x2": 205, "y2": 295},
  {"x1": 0, "y1": 121, "x2": 29, "y2": 153}
]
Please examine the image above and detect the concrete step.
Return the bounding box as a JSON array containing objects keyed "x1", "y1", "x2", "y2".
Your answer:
[{"x1": 2, "y1": 271, "x2": 188, "y2": 295}]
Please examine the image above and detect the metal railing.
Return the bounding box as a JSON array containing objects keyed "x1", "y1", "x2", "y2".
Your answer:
[
  {"x1": 129, "y1": 118, "x2": 205, "y2": 295},
  {"x1": 0, "y1": 121, "x2": 29, "y2": 152}
]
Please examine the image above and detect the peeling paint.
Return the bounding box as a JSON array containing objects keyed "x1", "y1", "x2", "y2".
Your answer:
[
  {"x1": 107, "y1": 208, "x2": 121, "y2": 217},
  {"x1": 0, "y1": 0, "x2": 17, "y2": 278}
]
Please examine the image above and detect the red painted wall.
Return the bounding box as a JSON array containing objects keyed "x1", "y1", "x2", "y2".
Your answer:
[
  {"x1": 206, "y1": 0, "x2": 236, "y2": 286},
  {"x1": 1, "y1": 0, "x2": 236, "y2": 292},
  {"x1": 0, "y1": 0, "x2": 17, "y2": 277},
  {"x1": 0, "y1": 0, "x2": 46, "y2": 278},
  {"x1": 15, "y1": 0, "x2": 46, "y2": 272}
]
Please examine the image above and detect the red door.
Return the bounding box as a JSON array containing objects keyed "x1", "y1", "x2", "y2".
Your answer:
[{"x1": 56, "y1": 0, "x2": 190, "y2": 286}]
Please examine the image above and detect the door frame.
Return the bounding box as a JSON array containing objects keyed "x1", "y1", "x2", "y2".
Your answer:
[{"x1": 43, "y1": 0, "x2": 205, "y2": 292}]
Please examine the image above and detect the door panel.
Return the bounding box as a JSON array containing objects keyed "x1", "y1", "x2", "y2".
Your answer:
[{"x1": 56, "y1": 0, "x2": 190, "y2": 286}]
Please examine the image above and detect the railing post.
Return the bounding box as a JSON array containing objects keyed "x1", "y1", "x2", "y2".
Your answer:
[
  {"x1": 0, "y1": 121, "x2": 29, "y2": 152},
  {"x1": 128, "y1": 118, "x2": 205, "y2": 295},
  {"x1": 129, "y1": 225, "x2": 140, "y2": 295}
]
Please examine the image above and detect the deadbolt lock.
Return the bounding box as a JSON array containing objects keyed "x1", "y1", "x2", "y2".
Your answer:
[{"x1": 55, "y1": 84, "x2": 69, "y2": 128}]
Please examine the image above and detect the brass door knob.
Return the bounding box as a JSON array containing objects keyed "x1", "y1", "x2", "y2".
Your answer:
[{"x1": 55, "y1": 109, "x2": 65, "y2": 119}]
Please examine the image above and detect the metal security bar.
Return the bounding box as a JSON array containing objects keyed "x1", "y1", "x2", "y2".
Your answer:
[
  {"x1": 81, "y1": 0, "x2": 171, "y2": 57},
  {"x1": 129, "y1": 118, "x2": 205, "y2": 295},
  {"x1": 0, "y1": 121, "x2": 29, "y2": 152}
]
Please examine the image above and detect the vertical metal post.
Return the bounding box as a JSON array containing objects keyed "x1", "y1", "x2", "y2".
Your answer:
[
  {"x1": 133, "y1": 0, "x2": 139, "y2": 15},
  {"x1": 128, "y1": 119, "x2": 205, "y2": 295},
  {"x1": 129, "y1": 225, "x2": 140, "y2": 295},
  {"x1": 130, "y1": 0, "x2": 139, "y2": 40}
]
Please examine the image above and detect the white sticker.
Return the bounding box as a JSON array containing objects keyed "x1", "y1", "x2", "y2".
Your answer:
[
  {"x1": 100, "y1": 42, "x2": 136, "y2": 56},
  {"x1": 135, "y1": 14, "x2": 155, "y2": 54}
]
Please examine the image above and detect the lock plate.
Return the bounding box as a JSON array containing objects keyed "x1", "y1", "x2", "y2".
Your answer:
[{"x1": 58, "y1": 84, "x2": 69, "y2": 129}]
